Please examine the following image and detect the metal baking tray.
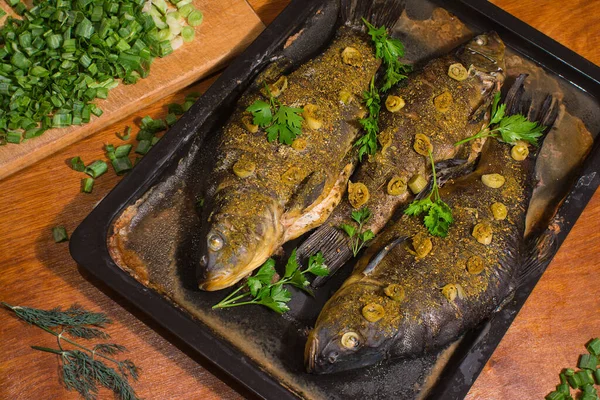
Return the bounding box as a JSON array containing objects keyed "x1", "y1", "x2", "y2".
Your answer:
[{"x1": 70, "y1": 0, "x2": 600, "y2": 399}]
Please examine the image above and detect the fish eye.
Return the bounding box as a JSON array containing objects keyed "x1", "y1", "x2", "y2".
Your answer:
[
  {"x1": 340, "y1": 332, "x2": 361, "y2": 349},
  {"x1": 476, "y1": 36, "x2": 487, "y2": 46},
  {"x1": 208, "y1": 233, "x2": 224, "y2": 251}
]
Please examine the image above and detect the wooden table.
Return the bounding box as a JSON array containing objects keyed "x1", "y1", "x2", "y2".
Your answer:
[{"x1": 0, "y1": 1, "x2": 598, "y2": 399}]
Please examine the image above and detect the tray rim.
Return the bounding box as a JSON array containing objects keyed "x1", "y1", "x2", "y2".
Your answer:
[{"x1": 70, "y1": 1, "x2": 600, "y2": 399}]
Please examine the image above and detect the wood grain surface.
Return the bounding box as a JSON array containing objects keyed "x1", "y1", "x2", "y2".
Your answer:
[
  {"x1": 0, "y1": 0, "x2": 264, "y2": 181},
  {"x1": 0, "y1": 1, "x2": 599, "y2": 400}
]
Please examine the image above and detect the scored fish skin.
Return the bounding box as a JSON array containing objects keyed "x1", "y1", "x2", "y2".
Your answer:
[
  {"x1": 196, "y1": 26, "x2": 382, "y2": 291},
  {"x1": 298, "y1": 32, "x2": 507, "y2": 284},
  {"x1": 305, "y1": 136, "x2": 537, "y2": 374}
]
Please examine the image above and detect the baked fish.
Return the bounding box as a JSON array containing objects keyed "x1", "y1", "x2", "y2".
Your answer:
[
  {"x1": 298, "y1": 32, "x2": 507, "y2": 285},
  {"x1": 304, "y1": 93, "x2": 557, "y2": 373},
  {"x1": 196, "y1": 1, "x2": 406, "y2": 291}
]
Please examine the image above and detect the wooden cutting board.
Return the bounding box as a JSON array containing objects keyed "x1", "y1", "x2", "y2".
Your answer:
[{"x1": 0, "y1": 0, "x2": 264, "y2": 181}]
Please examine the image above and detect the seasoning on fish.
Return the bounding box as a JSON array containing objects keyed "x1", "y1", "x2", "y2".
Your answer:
[
  {"x1": 298, "y1": 32, "x2": 507, "y2": 286},
  {"x1": 305, "y1": 89, "x2": 558, "y2": 374},
  {"x1": 196, "y1": 1, "x2": 407, "y2": 291}
]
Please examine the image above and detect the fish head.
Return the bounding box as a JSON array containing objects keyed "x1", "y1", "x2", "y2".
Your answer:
[
  {"x1": 197, "y1": 199, "x2": 282, "y2": 291},
  {"x1": 305, "y1": 282, "x2": 398, "y2": 374},
  {"x1": 459, "y1": 31, "x2": 506, "y2": 75}
]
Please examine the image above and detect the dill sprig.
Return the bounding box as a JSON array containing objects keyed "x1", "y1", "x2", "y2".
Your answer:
[{"x1": 3, "y1": 302, "x2": 140, "y2": 400}]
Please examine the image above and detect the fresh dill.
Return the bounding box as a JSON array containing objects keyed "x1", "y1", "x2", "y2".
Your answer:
[
  {"x1": 340, "y1": 207, "x2": 376, "y2": 257},
  {"x1": 355, "y1": 77, "x2": 381, "y2": 161},
  {"x1": 404, "y1": 150, "x2": 454, "y2": 238},
  {"x1": 246, "y1": 84, "x2": 304, "y2": 145},
  {"x1": 212, "y1": 249, "x2": 328, "y2": 314},
  {"x1": 3, "y1": 302, "x2": 140, "y2": 400},
  {"x1": 455, "y1": 92, "x2": 545, "y2": 147},
  {"x1": 362, "y1": 19, "x2": 412, "y2": 92}
]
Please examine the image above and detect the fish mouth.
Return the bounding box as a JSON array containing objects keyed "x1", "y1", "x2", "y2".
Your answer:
[
  {"x1": 304, "y1": 335, "x2": 319, "y2": 373},
  {"x1": 198, "y1": 271, "x2": 240, "y2": 291}
]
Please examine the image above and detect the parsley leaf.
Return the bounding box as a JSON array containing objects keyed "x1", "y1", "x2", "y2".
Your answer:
[
  {"x1": 355, "y1": 77, "x2": 381, "y2": 160},
  {"x1": 247, "y1": 100, "x2": 272, "y2": 127},
  {"x1": 455, "y1": 91, "x2": 546, "y2": 147},
  {"x1": 363, "y1": 19, "x2": 412, "y2": 92},
  {"x1": 340, "y1": 206, "x2": 375, "y2": 257},
  {"x1": 245, "y1": 84, "x2": 304, "y2": 145},
  {"x1": 404, "y1": 150, "x2": 454, "y2": 237},
  {"x1": 212, "y1": 250, "x2": 329, "y2": 314}
]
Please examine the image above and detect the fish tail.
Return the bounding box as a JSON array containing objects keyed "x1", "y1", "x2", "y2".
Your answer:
[
  {"x1": 516, "y1": 229, "x2": 558, "y2": 288},
  {"x1": 297, "y1": 224, "x2": 353, "y2": 287},
  {"x1": 341, "y1": 0, "x2": 405, "y2": 29}
]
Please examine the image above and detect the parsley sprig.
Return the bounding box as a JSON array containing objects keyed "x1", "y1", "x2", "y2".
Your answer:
[
  {"x1": 354, "y1": 20, "x2": 411, "y2": 160},
  {"x1": 246, "y1": 85, "x2": 304, "y2": 145},
  {"x1": 355, "y1": 77, "x2": 381, "y2": 161},
  {"x1": 455, "y1": 92, "x2": 545, "y2": 147},
  {"x1": 212, "y1": 250, "x2": 328, "y2": 314},
  {"x1": 363, "y1": 19, "x2": 412, "y2": 92},
  {"x1": 404, "y1": 150, "x2": 454, "y2": 237},
  {"x1": 3, "y1": 303, "x2": 140, "y2": 400},
  {"x1": 340, "y1": 207, "x2": 376, "y2": 257}
]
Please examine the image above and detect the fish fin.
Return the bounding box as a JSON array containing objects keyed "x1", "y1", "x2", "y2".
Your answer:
[
  {"x1": 341, "y1": 0, "x2": 405, "y2": 29},
  {"x1": 515, "y1": 229, "x2": 558, "y2": 288},
  {"x1": 297, "y1": 224, "x2": 353, "y2": 288},
  {"x1": 286, "y1": 171, "x2": 327, "y2": 213},
  {"x1": 362, "y1": 235, "x2": 408, "y2": 275},
  {"x1": 414, "y1": 158, "x2": 472, "y2": 200},
  {"x1": 504, "y1": 74, "x2": 528, "y2": 116}
]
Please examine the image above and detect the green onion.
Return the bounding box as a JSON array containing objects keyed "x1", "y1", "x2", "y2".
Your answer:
[
  {"x1": 178, "y1": 4, "x2": 194, "y2": 17},
  {"x1": 577, "y1": 370, "x2": 595, "y2": 386},
  {"x1": 111, "y1": 157, "x2": 132, "y2": 175},
  {"x1": 6, "y1": 131, "x2": 22, "y2": 144},
  {"x1": 52, "y1": 226, "x2": 69, "y2": 243},
  {"x1": 181, "y1": 26, "x2": 194, "y2": 42},
  {"x1": 545, "y1": 392, "x2": 564, "y2": 400},
  {"x1": 165, "y1": 113, "x2": 177, "y2": 126},
  {"x1": 84, "y1": 160, "x2": 108, "y2": 178},
  {"x1": 183, "y1": 99, "x2": 194, "y2": 112},
  {"x1": 135, "y1": 139, "x2": 152, "y2": 155},
  {"x1": 587, "y1": 339, "x2": 600, "y2": 356},
  {"x1": 187, "y1": 10, "x2": 203, "y2": 27},
  {"x1": 594, "y1": 369, "x2": 600, "y2": 385},
  {"x1": 115, "y1": 144, "x2": 132, "y2": 158},
  {"x1": 167, "y1": 103, "x2": 184, "y2": 115},
  {"x1": 81, "y1": 177, "x2": 94, "y2": 193},
  {"x1": 578, "y1": 354, "x2": 598, "y2": 370},
  {"x1": 70, "y1": 156, "x2": 86, "y2": 172}
]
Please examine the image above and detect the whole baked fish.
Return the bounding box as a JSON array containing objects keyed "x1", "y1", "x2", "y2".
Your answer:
[
  {"x1": 304, "y1": 93, "x2": 557, "y2": 373},
  {"x1": 298, "y1": 32, "x2": 506, "y2": 285},
  {"x1": 196, "y1": 1, "x2": 407, "y2": 291}
]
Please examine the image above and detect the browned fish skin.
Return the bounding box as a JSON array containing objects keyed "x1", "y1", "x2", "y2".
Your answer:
[
  {"x1": 305, "y1": 137, "x2": 535, "y2": 374},
  {"x1": 298, "y1": 32, "x2": 507, "y2": 283},
  {"x1": 197, "y1": 26, "x2": 382, "y2": 291}
]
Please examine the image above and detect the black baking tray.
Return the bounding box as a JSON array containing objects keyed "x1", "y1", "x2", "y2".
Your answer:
[{"x1": 70, "y1": 0, "x2": 600, "y2": 399}]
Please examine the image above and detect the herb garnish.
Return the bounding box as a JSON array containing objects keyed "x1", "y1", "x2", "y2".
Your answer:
[
  {"x1": 213, "y1": 250, "x2": 328, "y2": 314},
  {"x1": 404, "y1": 150, "x2": 454, "y2": 237},
  {"x1": 455, "y1": 92, "x2": 545, "y2": 147},
  {"x1": 3, "y1": 303, "x2": 140, "y2": 400},
  {"x1": 340, "y1": 207, "x2": 376, "y2": 257},
  {"x1": 363, "y1": 19, "x2": 412, "y2": 92},
  {"x1": 246, "y1": 85, "x2": 304, "y2": 145},
  {"x1": 355, "y1": 77, "x2": 381, "y2": 161},
  {"x1": 354, "y1": 20, "x2": 411, "y2": 160}
]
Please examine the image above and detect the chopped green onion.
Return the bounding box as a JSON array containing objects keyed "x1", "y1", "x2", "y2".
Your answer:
[
  {"x1": 81, "y1": 177, "x2": 94, "y2": 193},
  {"x1": 111, "y1": 157, "x2": 132, "y2": 175},
  {"x1": 165, "y1": 113, "x2": 177, "y2": 126},
  {"x1": 115, "y1": 144, "x2": 132, "y2": 158},
  {"x1": 578, "y1": 354, "x2": 598, "y2": 370},
  {"x1": 52, "y1": 226, "x2": 69, "y2": 243},
  {"x1": 183, "y1": 100, "x2": 194, "y2": 112},
  {"x1": 545, "y1": 391, "x2": 565, "y2": 400},
  {"x1": 187, "y1": 10, "x2": 203, "y2": 27},
  {"x1": 70, "y1": 156, "x2": 86, "y2": 172},
  {"x1": 186, "y1": 92, "x2": 201, "y2": 101},
  {"x1": 85, "y1": 160, "x2": 108, "y2": 178},
  {"x1": 135, "y1": 139, "x2": 152, "y2": 155},
  {"x1": 587, "y1": 339, "x2": 600, "y2": 356},
  {"x1": 151, "y1": 136, "x2": 160, "y2": 146},
  {"x1": 167, "y1": 103, "x2": 184, "y2": 115},
  {"x1": 6, "y1": 131, "x2": 22, "y2": 144},
  {"x1": 594, "y1": 369, "x2": 600, "y2": 385},
  {"x1": 178, "y1": 4, "x2": 194, "y2": 18},
  {"x1": 577, "y1": 370, "x2": 595, "y2": 386}
]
